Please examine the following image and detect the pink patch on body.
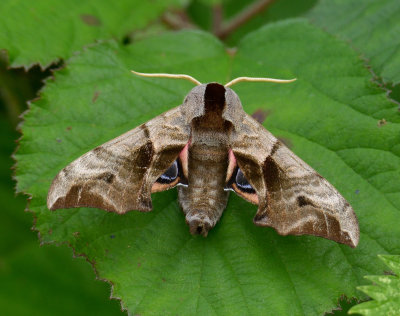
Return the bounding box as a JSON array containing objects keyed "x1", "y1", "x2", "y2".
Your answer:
[
  {"x1": 226, "y1": 149, "x2": 237, "y2": 182},
  {"x1": 179, "y1": 141, "x2": 190, "y2": 178}
]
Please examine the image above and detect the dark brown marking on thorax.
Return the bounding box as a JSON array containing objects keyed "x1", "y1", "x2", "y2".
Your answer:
[
  {"x1": 192, "y1": 83, "x2": 230, "y2": 130},
  {"x1": 204, "y1": 83, "x2": 225, "y2": 113}
]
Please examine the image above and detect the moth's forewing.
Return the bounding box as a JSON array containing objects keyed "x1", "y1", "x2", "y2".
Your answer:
[
  {"x1": 229, "y1": 113, "x2": 359, "y2": 248},
  {"x1": 47, "y1": 107, "x2": 190, "y2": 213}
]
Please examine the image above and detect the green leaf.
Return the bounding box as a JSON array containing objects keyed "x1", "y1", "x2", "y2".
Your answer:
[
  {"x1": 212, "y1": 0, "x2": 400, "y2": 86},
  {"x1": 307, "y1": 0, "x2": 400, "y2": 85},
  {"x1": 0, "y1": 0, "x2": 183, "y2": 68},
  {"x1": 15, "y1": 20, "x2": 400, "y2": 315},
  {"x1": 349, "y1": 255, "x2": 400, "y2": 316},
  {"x1": 0, "y1": 118, "x2": 124, "y2": 316}
]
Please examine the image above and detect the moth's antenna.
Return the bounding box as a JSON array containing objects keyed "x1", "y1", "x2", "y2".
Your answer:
[
  {"x1": 225, "y1": 76, "x2": 296, "y2": 87},
  {"x1": 131, "y1": 70, "x2": 202, "y2": 86}
]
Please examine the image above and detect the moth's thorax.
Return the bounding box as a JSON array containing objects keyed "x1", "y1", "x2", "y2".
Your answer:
[
  {"x1": 190, "y1": 83, "x2": 232, "y2": 144},
  {"x1": 181, "y1": 82, "x2": 246, "y2": 128}
]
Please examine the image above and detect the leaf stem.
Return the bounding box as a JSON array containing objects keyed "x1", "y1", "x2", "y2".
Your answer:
[
  {"x1": 212, "y1": 4, "x2": 224, "y2": 35},
  {"x1": 215, "y1": 0, "x2": 276, "y2": 40},
  {"x1": 161, "y1": 10, "x2": 197, "y2": 31}
]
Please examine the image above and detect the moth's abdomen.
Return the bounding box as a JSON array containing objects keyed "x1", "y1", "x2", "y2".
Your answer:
[
  {"x1": 178, "y1": 142, "x2": 229, "y2": 236},
  {"x1": 188, "y1": 144, "x2": 229, "y2": 208}
]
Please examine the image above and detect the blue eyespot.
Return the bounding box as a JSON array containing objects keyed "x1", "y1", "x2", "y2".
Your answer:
[
  {"x1": 235, "y1": 168, "x2": 255, "y2": 193},
  {"x1": 157, "y1": 160, "x2": 178, "y2": 184}
]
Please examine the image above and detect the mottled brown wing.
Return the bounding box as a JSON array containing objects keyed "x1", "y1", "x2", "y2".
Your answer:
[
  {"x1": 47, "y1": 107, "x2": 190, "y2": 214},
  {"x1": 230, "y1": 114, "x2": 359, "y2": 247}
]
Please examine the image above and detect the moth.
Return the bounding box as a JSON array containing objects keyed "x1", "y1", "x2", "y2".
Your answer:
[{"x1": 47, "y1": 71, "x2": 359, "y2": 248}]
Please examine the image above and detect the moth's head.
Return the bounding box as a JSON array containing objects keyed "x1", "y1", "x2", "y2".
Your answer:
[{"x1": 180, "y1": 83, "x2": 245, "y2": 125}]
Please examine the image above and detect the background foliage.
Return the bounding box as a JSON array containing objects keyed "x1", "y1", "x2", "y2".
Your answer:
[
  {"x1": 1, "y1": 0, "x2": 399, "y2": 315},
  {"x1": 349, "y1": 255, "x2": 400, "y2": 315}
]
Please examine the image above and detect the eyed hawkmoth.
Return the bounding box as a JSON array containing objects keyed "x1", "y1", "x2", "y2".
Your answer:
[{"x1": 47, "y1": 71, "x2": 359, "y2": 248}]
